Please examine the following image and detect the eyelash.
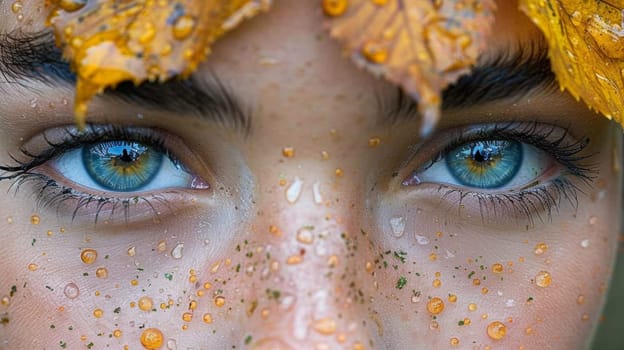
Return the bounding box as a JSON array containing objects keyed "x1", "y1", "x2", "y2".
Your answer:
[
  {"x1": 411, "y1": 122, "x2": 598, "y2": 224},
  {"x1": 0, "y1": 125, "x2": 183, "y2": 222}
]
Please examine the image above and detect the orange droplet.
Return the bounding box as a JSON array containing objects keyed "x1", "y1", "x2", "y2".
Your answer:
[
  {"x1": 427, "y1": 297, "x2": 445, "y2": 314},
  {"x1": 93, "y1": 308, "x2": 103, "y2": 318},
  {"x1": 362, "y1": 40, "x2": 388, "y2": 63},
  {"x1": 138, "y1": 296, "x2": 153, "y2": 312},
  {"x1": 80, "y1": 249, "x2": 97, "y2": 264},
  {"x1": 487, "y1": 321, "x2": 507, "y2": 340},
  {"x1": 203, "y1": 313, "x2": 213, "y2": 324},
  {"x1": 172, "y1": 15, "x2": 196, "y2": 40},
  {"x1": 534, "y1": 242, "x2": 548, "y2": 255},
  {"x1": 535, "y1": 270, "x2": 552, "y2": 287},
  {"x1": 322, "y1": 0, "x2": 348, "y2": 17},
  {"x1": 58, "y1": 0, "x2": 87, "y2": 12},
  {"x1": 140, "y1": 328, "x2": 164, "y2": 349},
  {"x1": 491, "y1": 263, "x2": 504, "y2": 273},
  {"x1": 282, "y1": 147, "x2": 295, "y2": 158},
  {"x1": 214, "y1": 296, "x2": 226, "y2": 307}
]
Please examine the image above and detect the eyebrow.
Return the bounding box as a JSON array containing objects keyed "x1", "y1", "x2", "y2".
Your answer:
[
  {"x1": 0, "y1": 30, "x2": 251, "y2": 134},
  {"x1": 380, "y1": 40, "x2": 557, "y2": 122}
]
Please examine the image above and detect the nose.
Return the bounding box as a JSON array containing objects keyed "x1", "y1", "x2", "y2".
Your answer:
[{"x1": 238, "y1": 170, "x2": 378, "y2": 349}]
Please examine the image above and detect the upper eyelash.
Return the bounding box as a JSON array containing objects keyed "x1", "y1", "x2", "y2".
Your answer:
[
  {"x1": 424, "y1": 121, "x2": 597, "y2": 181},
  {"x1": 0, "y1": 125, "x2": 179, "y2": 223}
]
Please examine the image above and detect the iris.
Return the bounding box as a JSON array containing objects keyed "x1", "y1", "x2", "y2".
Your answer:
[
  {"x1": 446, "y1": 140, "x2": 522, "y2": 189},
  {"x1": 82, "y1": 141, "x2": 163, "y2": 192}
]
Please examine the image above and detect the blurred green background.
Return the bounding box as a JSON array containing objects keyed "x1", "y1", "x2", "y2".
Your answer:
[{"x1": 592, "y1": 246, "x2": 624, "y2": 349}]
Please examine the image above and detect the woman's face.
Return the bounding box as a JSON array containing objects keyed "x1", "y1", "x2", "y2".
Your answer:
[{"x1": 0, "y1": 1, "x2": 621, "y2": 349}]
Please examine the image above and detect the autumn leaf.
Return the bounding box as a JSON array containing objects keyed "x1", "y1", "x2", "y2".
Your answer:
[
  {"x1": 47, "y1": 0, "x2": 271, "y2": 128},
  {"x1": 520, "y1": 0, "x2": 624, "y2": 127},
  {"x1": 323, "y1": 0, "x2": 496, "y2": 134}
]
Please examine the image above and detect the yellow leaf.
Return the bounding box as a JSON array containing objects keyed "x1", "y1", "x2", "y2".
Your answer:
[
  {"x1": 520, "y1": 0, "x2": 624, "y2": 126},
  {"x1": 47, "y1": 0, "x2": 272, "y2": 128},
  {"x1": 323, "y1": 0, "x2": 496, "y2": 134}
]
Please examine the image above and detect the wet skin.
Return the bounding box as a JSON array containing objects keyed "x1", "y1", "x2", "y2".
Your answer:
[{"x1": 0, "y1": 1, "x2": 622, "y2": 349}]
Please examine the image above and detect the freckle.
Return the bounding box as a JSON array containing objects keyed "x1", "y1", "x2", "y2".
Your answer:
[
  {"x1": 47, "y1": 230, "x2": 53, "y2": 236},
  {"x1": 365, "y1": 261, "x2": 374, "y2": 273},
  {"x1": 140, "y1": 328, "x2": 164, "y2": 350},
  {"x1": 113, "y1": 329, "x2": 122, "y2": 338},
  {"x1": 96, "y1": 267, "x2": 108, "y2": 278},
  {"x1": 282, "y1": 147, "x2": 295, "y2": 158},
  {"x1": 269, "y1": 225, "x2": 281, "y2": 236},
  {"x1": 534, "y1": 242, "x2": 548, "y2": 255},
  {"x1": 468, "y1": 303, "x2": 477, "y2": 311},
  {"x1": 214, "y1": 296, "x2": 226, "y2": 307},
  {"x1": 261, "y1": 308, "x2": 270, "y2": 319},
  {"x1": 519, "y1": 256, "x2": 525, "y2": 263},
  {"x1": 432, "y1": 279, "x2": 441, "y2": 288},
  {"x1": 93, "y1": 308, "x2": 104, "y2": 318},
  {"x1": 127, "y1": 246, "x2": 136, "y2": 257},
  {"x1": 491, "y1": 263, "x2": 504, "y2": 273},
  {"x1": 30, "y1": 215, "x2": 40, "y2": 225},
  {"x1": 203, "y1": 313, "x2": 213, "y2": 324},
  {"x1": 157, "y1": 240, "x2": 167, "y2": 253},
  {"x1": 463, "y1": 318, "x2": 471, "y2": 325},
  {"x1": 196, "y1": 290, "x2": 205, "y2": 297},
  {"x1": 534, "y1": 271, "x2": 552, "y2": 287},
  {"x1": 472, "y1": 279, "x2": 481, "y2": 286},
  {"x1": 589, "y1": 216, "x2": 598, "y2": 225},
  {"x1": 131, "y1": 279, "x2": 139, "y2": 286},
  {"x1": 450, "y1": 337, "x2": 460, "y2": 346},
  {"x1": 582, "y1": 313, "x2": 589, "y2": 321},
  {"x1": 448, "y1": 294, "x2": 457, "y2": 303},
  {"x1": 279, "y1": 178, "x2": 287, "y2": 186},
  {"x1": 27, "y1": 263, "x2": 38, "y2": 271},
  {"x1": 94, "y1": 291, "x2": 100, "y2": 297},
  {"x1": 59, "y1": 227, "x2": 66, "y2": 233},
  {"x1": 130, "y1": 302, "x2": 137, "y2": 308},
  {"x1": 160, "y1": 303, "x2": 167, "y2": 309},
  {"x1": 182, "y1": 312, "x2": 193, "y2": 322},
  {"x1": 481, "y1": 287, "x2": 489, "y2": 294},
  {"x1": 203, "y1": 282, "x2": 212, "y2": 290},
  {"x1": 80, "y1": 249, "x2": 98, "y2": 264},
  {"x1": 6, "y1": 217, "x2": 13, "y2": 224},
  {"x1": 313, "y1": 317, "x2": 337, "y2": 335},
  {"x1": 334, "y1": 168, "x2": 344, "y2": 177},
  {"x1": 577, "y1": 295, "x2": 585, "y2": 305},
  {"x1": 138, "y1": 296, "x2": 153, "y2": 312},
  {"x1": 429, "y1": 253, "x2": 437, "y2": 261},
  {"x1": 353, "y1": 342, "x2": 365, "y2": 350},
  {"x1": 525, "y1": 327, "x2": 532, "y2": 335},
  {"x1": 181, "y1": 324, "x2": 189, "y2": 330},
  {"x1": 327, "y1": 255, "x2": 339, "y2": 267},
  {"x1": 427, "y1": 297, "x2": 445, "y2": 314},
  {"x1": 189, "y1": 275, "x2": 197, "y2": 283},
  {"x1": 487, "y1": 321, "x2": 507, "y2": 340}
]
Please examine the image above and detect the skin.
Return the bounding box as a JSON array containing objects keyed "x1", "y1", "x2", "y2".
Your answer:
[{"x1": 0, "y1": 1, "x2": 622, "y2": 349}]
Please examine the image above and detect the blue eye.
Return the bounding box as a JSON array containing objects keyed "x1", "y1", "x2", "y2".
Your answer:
[
  {"x1": 411, "y1": 138, "x2": 551, "y2": 190},
  {"x1": 52, "y1": 140, "x2": 200, "y2": 193},
  {"x1": 446, "y1": 140, "x2": 522, "y2": 189}
]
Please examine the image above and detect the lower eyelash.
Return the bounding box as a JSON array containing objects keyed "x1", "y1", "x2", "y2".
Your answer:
[
  {"x1": 435, "y1": 176, "x2": 587, "y2": 225},
  {"x1": 6, "y1": 171, "x2": 175, "y2": 223}
]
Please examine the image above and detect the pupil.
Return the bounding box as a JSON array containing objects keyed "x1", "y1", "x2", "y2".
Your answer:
[
  {"x1": 119, "y1": 149, "x2": 134, "y2": 163},
  {"x1": 473, "y1": 150, "x2": 486, "y2": 162}
]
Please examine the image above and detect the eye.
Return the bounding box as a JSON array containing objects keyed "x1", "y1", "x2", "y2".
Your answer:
[
  {"x1": 412, "y1": 139, "x2": 549, "y2": 190},
  {"x1": 51, "y1": 140, "x2": 204, "y2": 193}
]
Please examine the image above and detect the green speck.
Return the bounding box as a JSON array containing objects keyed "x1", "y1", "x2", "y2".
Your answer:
[
  {"x1": 396, "y1": 276, "x2": 407, "y2": 290},
  {"x1": 468, "y1": 271, "x2": 475, "y2": 279},
  {"x1": 245, "y1": 335, "x2": 253, "y2": 345},
  {"x1": 164, "y1": 272, "x2": 173, "y2": 281}
]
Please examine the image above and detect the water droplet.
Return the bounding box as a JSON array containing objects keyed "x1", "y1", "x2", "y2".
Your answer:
[
  {"x1": 166, "y1": 338, "x2": 177, "y2": 350},
  {"x1": 505, "y1": 299, "x2": 515, "y2": 307},
  {"x1": 414, "y1": 234, "x2": 429, "y2": 245},
  {"x1": 487, "y1": 321, "x2": 506, "y2": 340},
  {"x1": 322, "y1": 0, "x2": 348, "y2": 17},
  {"x1": 334, "y1": 168, "x2": 344, "y2": 177},
  {"x1": 468, "y1": 303, "x2": 477, "y2": 311},
  {"x1": 64, "y1": 283, "x2": 79, "y2": 299},
  {"x1": 172, "y1": 15, "x2": 196, "y2": 40},
  {"x1": 535, "y1": 270, "x2": 552, "y2": 287},
  {"x1": 95, "y1": 267, "x2": 108, "y2": 278},
  {"x1": 113, "y1": 329, "x2": 122, "y2": 338},
  {"x1": 362, "y1": 40, "x2": 388, "y2": 63},
  {"x1": 389, "y1": 216, "x2": 405, "y2": 237},
  {"x1": 450, "y1": 337, "x2": 460, "y2": 346},
  {"x1": 182, "y1": 312, "x2": 193, "y2": 322},
  {"x1": 313, "y1": 317, "x2": 337, "y2": 335},
  {"x1": 589, "y1": 216, "x2": 598, "y2": 225},
  {"x1": 448, "y1": 294, "x2": 457, "y2": 303},
  {"x1": 282, "y1": 147, "x2": 295, "y2": 158},
  {"x1": 581, "y1": 239, "x2": 590, "y2": 248},
  {"x1": 368, "y1": 137, "x2": 381, "y2": 148},
  {"x1": 286, "y1": 177, "x2": 304, "y2": 203},
  {"x1": 80, "y1": 249, "x2": 97, "y2": 264},
  {"x1": 296, "y1": 226, "x2": 314, "y2": 244},
  {"x1": 171, "y1": 242, "x2": 184, "y2": 259},
  {"x1": 312, "y1": 181, "x2": 323, "y2": 204},
  {"x1": 138, "y1": 296, "x2": 153, "y2": 312},
  {"x1": 533, "y1": 242, "x2": 548, "y2": 255},
  {"x1": 30, "y1": 215, "x2": 40, "y2": 225},
  {"x1": 127, "y1": 246, "x2": 136, "y2": 257},
  {"x1": 140, "y1": 328, "x2": 164, "y2": 350},
  {"x1": 427, "y1": 297, "x2": 444, "y2": 314},
  {"x1": 27, "y1": 263, "x2": 38, "y2": 271},
  {"x1": 432, "y1": 279, "x2": 441, "y2": 288},
  {"x1": 202, "y1": 313, "x2": 213, "y2": 324},
  {"x1": 93, "y1": 308, "x2": 103, "y2": 318},
  {"x1": 58, "y1": 0, "x2": 87, "y2": 12}
]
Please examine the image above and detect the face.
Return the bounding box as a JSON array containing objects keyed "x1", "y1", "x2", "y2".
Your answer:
[{"x1": 0, "y1": 1, "x2": 621, "y2": 349}]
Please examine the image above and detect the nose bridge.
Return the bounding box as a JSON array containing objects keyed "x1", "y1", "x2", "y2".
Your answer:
[{"x1": 242, "y1": 169, "x2": 377, "y2": 348}]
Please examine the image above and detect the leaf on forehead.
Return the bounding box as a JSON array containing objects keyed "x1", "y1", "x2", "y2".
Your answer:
[
  {"x1": 322, "y1": 0, "x2": 496, "y2": 134},
  {"x1": 520, "y1": 0, "x2": 624, "y2": 127},
  {"x1": 47, "y1": 0, "x2": 271, "y2": 128}
]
